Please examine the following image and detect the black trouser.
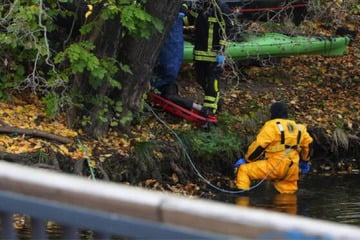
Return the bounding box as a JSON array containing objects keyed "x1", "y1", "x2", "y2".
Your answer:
[{"x1": 194, "y1": 61, "x2": 221, "y2": 113}]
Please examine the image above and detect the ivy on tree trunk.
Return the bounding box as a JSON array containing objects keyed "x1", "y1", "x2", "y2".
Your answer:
[
  {"x1": 74, "y1": 0, "x2": 182, "y2": 138},
  {"x1": 116, "y1": 0, "x2": 182, "y2": 127}
]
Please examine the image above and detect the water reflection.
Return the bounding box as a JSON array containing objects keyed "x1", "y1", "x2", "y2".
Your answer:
[
  {"x1": 236, "y1": 194, "x2": 298, "y2": 215},
  {"x1": 214, "y1": 174, "x2": 360, "y2": 227},
  {"x1": 297, "y1": 174, "x2": 360, "y2": 226}
]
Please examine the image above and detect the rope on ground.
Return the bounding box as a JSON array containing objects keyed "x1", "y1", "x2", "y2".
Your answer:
[{"x1": 145, "y1": 102, "x2": 290, "y2": 194}]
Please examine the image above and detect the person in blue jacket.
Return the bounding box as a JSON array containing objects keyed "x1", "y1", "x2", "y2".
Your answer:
[{"x1": 151, "y1": 6, "x2": 203, "y2": 112}]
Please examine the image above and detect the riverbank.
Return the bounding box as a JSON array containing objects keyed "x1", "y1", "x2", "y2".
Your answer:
[
  {"x1": 0, "y1": 11, "x2": 359, "y2": 198},
  {"x1": 138, "y1": 24, "x2": 360, "y2": 195}
]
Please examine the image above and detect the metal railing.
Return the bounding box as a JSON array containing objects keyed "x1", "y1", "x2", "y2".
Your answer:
[
  {"x1": 0, "y1": 161, "x2": 360, "y2": 239},
  {"x1": 0, "y1": 191, "x2": 224, "y2": 239}
]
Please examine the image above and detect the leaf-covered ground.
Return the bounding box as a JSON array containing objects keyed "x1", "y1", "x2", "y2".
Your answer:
[
  {"x1": 1, "y1": 8, "x2": 359, "y2": 197},
  {"x1": 5, "y1": 3, "x2": 360, "y2": 236}
]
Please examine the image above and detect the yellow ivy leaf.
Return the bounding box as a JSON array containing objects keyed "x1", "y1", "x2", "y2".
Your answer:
[{"x1": 58, "y1": 145, "x2": 69, "y2": 155}]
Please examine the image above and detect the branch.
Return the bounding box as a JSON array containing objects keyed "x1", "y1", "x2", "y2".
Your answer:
[
  {"x1": 0, "y1": 125, "x2": 73, "y2": 144},
  {"x1": 0, "y1": 152, "x2": 38, "y2": 163}
]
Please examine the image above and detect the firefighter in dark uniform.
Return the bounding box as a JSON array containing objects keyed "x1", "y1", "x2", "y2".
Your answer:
[{"x1": 188, "y1": 0, "x2": 233, "y2": 116}]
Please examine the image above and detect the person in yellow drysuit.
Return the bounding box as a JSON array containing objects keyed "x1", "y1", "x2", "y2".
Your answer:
[{"x1": 236, "y1": 102, "x2": 313, "y2": 194}]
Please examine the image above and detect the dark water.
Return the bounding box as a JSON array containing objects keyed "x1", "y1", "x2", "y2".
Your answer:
[{"x1": 214, "y1": 174, "x2": 360, "y2": 227}]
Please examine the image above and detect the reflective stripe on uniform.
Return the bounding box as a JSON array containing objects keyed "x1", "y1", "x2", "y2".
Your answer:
[
  {"x1": 204, "y1": 94, "x2": 218, "y2": 110},
  {"x1": 266, "y1": 122, "x2": 302, "y2": 152},
  {"x1": 219, "y1": 40, "x2": 227, "y2": 46},
  {"x1": 193, "y1": 55, "x2": 217, "y2": 62},
  {"x1": 203, "y1": 102, "x2": 218, "y2": 109},
  {"x1": 189, "y1": 10, "x2": 198, "y2": 18},
  {"x1": 183, "y1": 16, "x2": 189, "y2": 26},
  {"x1": 297, "y1": 124, "x2": 302, "y2": 143},
  {"x1": 194, "y1": 50, "x2": 217, "y2": 57},
  {"x1": 214, "y1": 78, "x2": 219, "y2": 92},
  {"x1": 194, "y1": 49, "x2": 217, "y2": 62},
  {"x1": 204, "y1": 95, "x2": 217, "y2": 102},
  {"x1": 203, "y1": 80, "x2": 220, "y2": 110},
  {"x1": 277, "y1": 122, "x2": 285, "y2": 144}
]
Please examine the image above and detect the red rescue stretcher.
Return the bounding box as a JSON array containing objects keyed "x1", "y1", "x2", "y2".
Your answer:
[{"x1": 147, "y1": 92, "x2": 218, "y2": 126}]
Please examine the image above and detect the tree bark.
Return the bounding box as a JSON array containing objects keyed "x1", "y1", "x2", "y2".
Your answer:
[
  {"x1": 0, "y1": 125, "x2": 73, "y2": 144},
  {"x1": 75, "y1": 1, "x2": 182, "y2": 138},
  {"x1": 86, "y1": 16, "x2": 123, "y2": 138},
  {"x1": 117, "y1": 0, "x2": 182, "y2": 119}
]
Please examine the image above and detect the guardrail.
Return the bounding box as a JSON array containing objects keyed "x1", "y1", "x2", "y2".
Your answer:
[{"x1": 0, "y1": 161, "x2": 359, "y2": 239}]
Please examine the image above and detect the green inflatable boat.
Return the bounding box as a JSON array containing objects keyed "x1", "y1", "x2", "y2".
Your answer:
[{"x1": 183, "y1": 33, "x2": 350, "y2": 63}]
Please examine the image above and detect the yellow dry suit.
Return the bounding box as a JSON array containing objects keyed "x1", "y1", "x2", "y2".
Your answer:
[{"x1": 236, "y1": 119, "x2": 313, "y2": 193}]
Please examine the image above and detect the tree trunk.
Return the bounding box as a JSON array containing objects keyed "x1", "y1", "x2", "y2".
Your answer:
[
  {"x1": 67, "y1": 15, "x2": 123, "y2": 138},
  {"x1": 117, "y1": 0, "x2": 182, "y2": 120},
  {"x1": 74, "y1": 1, "x2": 182, "y2": 138},
  {"x1": 86, "y1": 16, "x2": 123, "y2": 138}
]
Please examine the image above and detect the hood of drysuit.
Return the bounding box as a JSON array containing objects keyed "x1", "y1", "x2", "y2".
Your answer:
[{"x1": 270, "y1": 102, "x2": 288, "y2": 119}]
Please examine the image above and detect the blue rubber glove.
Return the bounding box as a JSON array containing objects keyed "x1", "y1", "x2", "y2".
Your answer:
[
  {"x1": 234, "y1": 158, "x2": 246, "y2": 168},
  {"x1": 216, "y1": 54, "x2": 225, "y2": 66},
  {"x1": 299, "y1": 160, "x2": 311, "y2": 174}
]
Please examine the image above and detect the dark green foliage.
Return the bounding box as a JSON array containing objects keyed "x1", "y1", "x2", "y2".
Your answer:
[
  {"x1": 0, "y1": 0, "x2": 163, "y2": 127},
  {"x1": 177, "y1": 109, "x2": 270, "y2": 163},
  {"x1": 179, "y1": 125, "x2": 244, "y2": 162}
]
